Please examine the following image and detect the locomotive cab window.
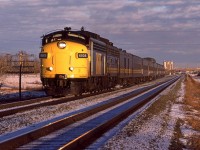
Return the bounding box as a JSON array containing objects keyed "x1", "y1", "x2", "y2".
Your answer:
[
  {"x1": 42, "y1": 31, "x2": 88, "y2": 46},
  {"x1": 42, "y1": 32, "x2": 64, "y2": 45}
]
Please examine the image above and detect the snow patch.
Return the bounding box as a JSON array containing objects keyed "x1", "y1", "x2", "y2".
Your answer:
[
  {"x1": 1, "y1": 74, "x2": 42, "y2": 90},
  {"x1": 0, "y1": 74, "x2": 44, "y2": 101}
]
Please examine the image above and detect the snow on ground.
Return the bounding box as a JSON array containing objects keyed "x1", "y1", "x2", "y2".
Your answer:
[
  {"x1": 0, "y1": 81, "x2": 154, "y2": 135},
  {"x1": 189, "y1": 73, "x2": 200, "y2": 83},
  {"x1": 0, "y1": 74, "x2": 42, "y2": 90},
  {"x1": 170, "y1": 82, "x2": 185, "y2": 120},
  {"x1": 1, "y1": 75, "x2": 185, "y2": 149},
  {"x1": 1, "y1": 75, "x2": 199, "y2": 149},
  {"x1": 97, "y1": 77, "x2": 185, "y2": 150},
  {"x1": 177, "y1": 76, "x2": 200, "y2": 148},
  {"x1": 92, "y1": 106, "x2": 174, "y2": 150},
  {"x1": 0, "y1": 74, "x2": 45, "y2": 101}
]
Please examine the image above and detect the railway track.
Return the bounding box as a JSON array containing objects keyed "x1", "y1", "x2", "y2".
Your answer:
[
  {"x1": 0, "y1": 76, "x2": 180, "y2": 149},
  {"x1": 0, "y1": 77, "x2": 172, "y2": 118},
  {"x1": 0, "y1": 95, "x2": 70, "y2": 118},
  {"x1": 0, "y1": 96, "x2": 51, "y2": 109},
  {"x1": 0, "y1": 89, "x2": 47, "y2": 104}
]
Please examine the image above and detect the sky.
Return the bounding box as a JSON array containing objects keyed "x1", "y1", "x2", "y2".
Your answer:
[{"x1": 0, "y1": 0, "x2": 200, "y2": 68}]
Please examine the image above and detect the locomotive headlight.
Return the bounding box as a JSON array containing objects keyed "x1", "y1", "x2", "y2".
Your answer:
[
  {"x1": 69, "y1": 67, "x2": 74, "y2": 71},
  {"x1": 57, "y1": 41, "x2": 66, "y2": 49},
  {"x1": 48, "y1": 67, "x2": 53, "y2": 71}
]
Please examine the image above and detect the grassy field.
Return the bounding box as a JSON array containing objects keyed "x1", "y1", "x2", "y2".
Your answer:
[{"x1": 184, "y1": 75, "x2": 200, "y2": 149}]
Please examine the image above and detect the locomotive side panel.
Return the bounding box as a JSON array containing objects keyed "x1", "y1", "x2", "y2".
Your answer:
[
  {"x1": 155, "y1": 63, "x2": 159, "y2": 77},
  {"x1": 119, "y1": 50, "x2": 133, "y2": 85},
  {"x1": 157, "y1": 63, "x2": 165, "y2": 77},
  {"x1": 119, "y1": 50, "x2": 125, "y2": 78},
  {"x1": 142, "y1": 58, "x2": 149, "y2": 78},
  {"x1": 149, "y1": 61, "x2": 154, "y2": 79},
  {"x1": 106, "y1": 45, "x2": 120, "y2": 87},
  {"x1": 127, "y1": 53, "x2": 133, "y2": 78},
  {"x1": 119, "y1": 50, "x2": 131, "y2": 77},
  {"x1": 152, "y1": 62, "x2": 157, "y2": 79},
  {"x1": 143, "y1": 58, "x2": 154, "y2": 79},
  {"x1": 132, "y1": 55, "x2": 143, "y2": 78},
  {"x1": 89, "y1": 38, "x2": 106, "y2": 76},
  {"x1": 107, "y1": 45, "x2": 120, "y2": 77}
]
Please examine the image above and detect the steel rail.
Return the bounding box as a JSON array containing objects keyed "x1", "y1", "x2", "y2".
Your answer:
[
  {"x1": 60, "y1": 76, "x2": 179, "y2": 150},
  {"x1": 0, "y1": 76, "x2": 179, "y2": 149},
  {"x1": 0, "y1": 96, "x2": 51, "y2": 110},
  {"x1": 0, "y1": 79, "x2": 168, "y2": 118}
]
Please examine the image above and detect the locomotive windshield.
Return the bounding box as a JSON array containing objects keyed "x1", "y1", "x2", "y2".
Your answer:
[{"x1": 42, "y1": 31, "x2": 87, "y2": 46}]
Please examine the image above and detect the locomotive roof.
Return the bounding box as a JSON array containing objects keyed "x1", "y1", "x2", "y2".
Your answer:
[
  {"x1": 77, "y1": 30, "x2": 110, "y2": 44},
  {"x1": 143, "y1": 57, "x2": 156, "y2": 63},
  {"x1": 43, "y1": 29, "x2": 110, "y2": 43}
]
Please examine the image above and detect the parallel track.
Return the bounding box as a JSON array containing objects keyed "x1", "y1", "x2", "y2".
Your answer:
[
  {"x1": 0, "y1": 78, "x2": 170, "y2": 118},
  {"x1": 0, "y1": 76, "x2": 180, "y2": 149},
  {"x1": 0, "y1": 96, "x2": 51, "y2": 110}
]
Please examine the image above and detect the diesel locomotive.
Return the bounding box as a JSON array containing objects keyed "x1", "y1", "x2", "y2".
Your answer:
[{"x1": 39, "y1": 27, "x2": 165, "y2": 96}]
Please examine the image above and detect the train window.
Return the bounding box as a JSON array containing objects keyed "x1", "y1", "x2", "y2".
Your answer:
[
  {"x1": 50, "y1": 34, "x2": 62, "y2": 42},
  {"x1": 68, "y1": 33, "x2": 85, "y2": 40},
  {"x1": 66, "y1": 33, "x2": 87, "y2": 45},
  {"x1": 53, "y1": 34, "x2": 62, "y2": 38},
  {"x1": 42, "y1": 32, "x2": 64, "y2": 45},
  {"x1": 42, "y1": 31, "x2": 87, "y2": 46}
]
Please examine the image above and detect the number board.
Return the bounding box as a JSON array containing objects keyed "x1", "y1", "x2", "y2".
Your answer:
[
  {"x1": 39, "y1": 53, "x2": 48, "y2": 58},
  {"x1": 78, "y1": 53, "x2": 88, "y2": 58}
]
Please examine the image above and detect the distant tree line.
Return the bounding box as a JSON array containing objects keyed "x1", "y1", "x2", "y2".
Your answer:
[{"x1": 0, "y1": 51, "x2": 40, "y2": 75}]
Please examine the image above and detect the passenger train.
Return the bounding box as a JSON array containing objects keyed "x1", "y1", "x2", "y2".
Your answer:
[{"x1": 39, "y1": 27, "x2": 165, "y2": 96}]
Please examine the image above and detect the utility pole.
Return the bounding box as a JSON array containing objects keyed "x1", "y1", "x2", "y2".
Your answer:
[
  {"x1": 6, "y1": 51, "x2": 35, "y2": 100},
  {"x1": 19, "y1": 51, "x2": 23, "y2": 100}
]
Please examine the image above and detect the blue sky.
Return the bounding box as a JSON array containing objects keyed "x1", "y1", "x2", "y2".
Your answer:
[{"x1": 0, "y1": 0, "x2": 200, "y2": 68}]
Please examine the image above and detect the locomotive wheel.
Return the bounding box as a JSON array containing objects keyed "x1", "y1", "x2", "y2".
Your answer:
[
  {"x1": 45, "y1": 87, "x2": 69, "y2": 97},
  {"x1": 55, "y1": 88, "x2": 69, "y2": 97},
  {"x1": 70, "y1": 81, "x2": 83, "y2": 96},
  {"x1": 45, "y1": 88, "x2": 56, "y2": 96}
]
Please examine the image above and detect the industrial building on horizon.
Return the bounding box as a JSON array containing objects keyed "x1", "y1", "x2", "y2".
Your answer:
[{"x1": 164, "y1": 61, "x2": 174, "y2": 75}]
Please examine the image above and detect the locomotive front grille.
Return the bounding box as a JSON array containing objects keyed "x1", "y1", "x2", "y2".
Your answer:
[{"x1": 56, "y1": 74, "x2": 67, "y2": 79}]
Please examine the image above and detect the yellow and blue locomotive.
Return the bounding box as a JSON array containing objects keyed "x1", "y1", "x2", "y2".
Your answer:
[
  {"x1": 39, "y1": 27, "x2": 90, "y2": 96},
  {"x1": 39, "y1": 27, "x2": 165, "y2": 96}
]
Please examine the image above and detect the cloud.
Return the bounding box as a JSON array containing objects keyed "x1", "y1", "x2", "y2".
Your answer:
[{"x1": 0, "y1": 0, "x2": 200, "y2": 67}]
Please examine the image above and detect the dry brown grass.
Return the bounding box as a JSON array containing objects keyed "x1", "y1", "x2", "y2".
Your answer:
[
  {"x1": 185, "y1": 76, "x2": 200, "y2": 109},
  {"x1": 184, "y1": 75, "x2": 200, "y2": 149}
]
